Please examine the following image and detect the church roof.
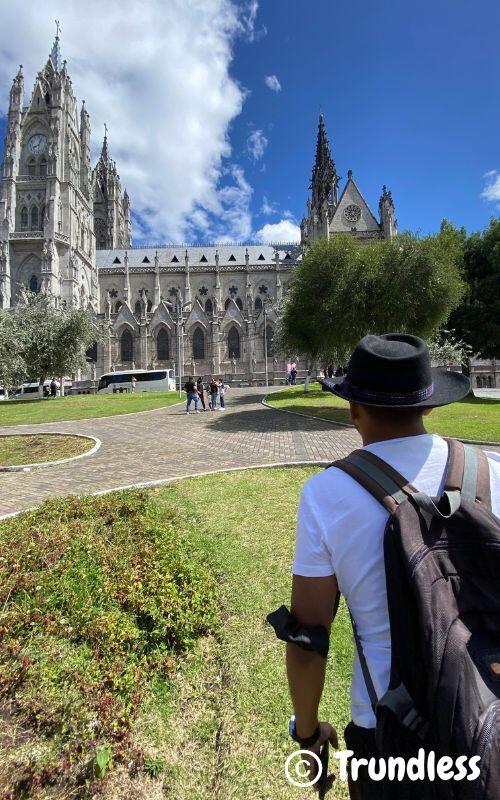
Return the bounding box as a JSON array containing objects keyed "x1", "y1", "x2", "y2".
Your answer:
[{"x1": 96, "y1": 244, "x2": 302, "y2": 270}]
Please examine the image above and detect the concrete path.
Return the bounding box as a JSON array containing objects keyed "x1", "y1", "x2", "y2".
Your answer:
[{"x1": 0, "y1": 388, "x2": 360, "y2": 518}]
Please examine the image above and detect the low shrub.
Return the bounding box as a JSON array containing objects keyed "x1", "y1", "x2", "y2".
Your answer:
[{"x1": 0, "y1": 490, "x2": 218, "y2": 797}]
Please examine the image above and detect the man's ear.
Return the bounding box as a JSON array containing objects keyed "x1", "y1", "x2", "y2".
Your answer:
[
  {"x1": 348, "y1": 401, "x2": 360, "y2": 423},
  {"x1": 423, "y1": 407, "x2": 433, "y2": 417}
]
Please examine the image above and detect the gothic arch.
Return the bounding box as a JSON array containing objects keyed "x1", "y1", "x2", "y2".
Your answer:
[
  {"x1": 227, "y1": 325, "x2": 240, "y2": 359},
  {"x1": 156, "y1": 326, "x2": 170, "y2": 361},
  {"x1": 134, "y1": 299, "x2": 141, "y2": 316},
  {"x1": 254, "y1": 296, "x2": 262, "y2": 312},
  {"x1": 235, "y1": 297, "x2": 243, "y2": 311},
  {"x1": 120, "y1": 327, "x2": 134, "y2": 363},
  {"x1": 115, "y1": 300, "x2": 122, "y2": 313},
  {"x1": 192, "y1": 327, "x2": 205, "y2": 360},
  {"x1": 205, "y1": 298, "x2": 213, "y2": 315}
]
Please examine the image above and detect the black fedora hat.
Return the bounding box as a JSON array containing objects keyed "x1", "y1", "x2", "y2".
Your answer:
[{"x1": 320, "y1": 333, "x2": 470, "y2": 408}]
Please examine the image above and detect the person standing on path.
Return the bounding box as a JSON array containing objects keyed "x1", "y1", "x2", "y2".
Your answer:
[
  {"x1": 196, "y1": 377, "x2": 206, "y2": 411},
  {"x1": 183, "y1": 376, "x2": 199, "y2": 414},
  {"x1": 209, "y1": 377, "x2": 218, "y2": 410},
  {"x1": 218, "y1": 379, "x2": 227, "y2": 409},
  {"x1": 130, "y1": 375, "x2": 137, "y2": 393},
  {"x1": 50, "y1": 378, "x2": 57, "y2": 398}
]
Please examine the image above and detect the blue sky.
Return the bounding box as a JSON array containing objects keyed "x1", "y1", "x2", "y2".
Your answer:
[{"x1": 1, "y1": 0, "x2": 499, "y2": 245}]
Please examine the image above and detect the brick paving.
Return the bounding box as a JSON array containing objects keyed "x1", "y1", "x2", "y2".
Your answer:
[{"x1": 0, "y1": 388, "x2": 360, "y2": 518}]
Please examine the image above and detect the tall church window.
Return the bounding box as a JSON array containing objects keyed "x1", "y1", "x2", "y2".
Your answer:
[
  {"x1": 29, "y1": 275, "x2": 38, "y2": 293},
  {"x1": 115, "y1": 300, "x2": 122, "y2": 313},
  {"x1": 134, "y1": 300, "x2": 141, "y2": 316},
  {"x1": 193, "y1": 328, "x2": 205, "y2": 360},
  {"x1": 28, "y1": 159, "x2": 36, "y2": 177},
  {"x1": 224, "y1": 298, "x2": 231, "y2": 310},
  {"x1": 255, "y1": 297, "x2": 262, "y2": 312},
  {"x1": 205, "y1": 298, "x2": 213, "y2": 315},
  {"x1": 40, "y1": 206, "x2": 46, "y2": 230},
  {"x1": 265, "y1": 325, "x2": 274, "y2": 357},
  {"x1": 20, "y1": 207, "x2": 28, "y2": 230},
  {"x1": 147, "y1": 298, "x2": 153, "y2": 312},
  {"x1": 30, "y1": 206, "x2": 39, "y2": 230},
  {"x1": 236, "y1": 297, "x2": 243, "y2": 311},
  {"x1": 121, "y1": 329, "x2": 133, "y2": 362},
  {"x1": 39, "y1": 158, "x2": 47, "y2": 177},
  {"x1": 157, "y1": 328, "x2": 169, "y2": 361},
  {"x1": 228, "y1": 326, "x2": 240, "y2": 359}
]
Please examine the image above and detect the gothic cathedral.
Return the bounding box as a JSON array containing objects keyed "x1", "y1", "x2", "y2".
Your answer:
[{"x1": 0, "y1": 35, "x2": 395, "y2": 384}]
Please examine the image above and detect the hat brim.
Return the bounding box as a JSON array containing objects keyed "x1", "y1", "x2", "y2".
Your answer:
[{"x1": 319, "y1": 368, "x2": 471, "y2": 408}]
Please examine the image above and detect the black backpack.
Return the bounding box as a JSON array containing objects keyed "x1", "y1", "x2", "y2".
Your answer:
[{"x1": 332, "y1": 438, "x2": 500, "y2": 799}]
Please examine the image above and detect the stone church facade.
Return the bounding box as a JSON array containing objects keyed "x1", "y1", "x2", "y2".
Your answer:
[{"x1": 0, "y1": 35, "x2": 397, "y2": 385}]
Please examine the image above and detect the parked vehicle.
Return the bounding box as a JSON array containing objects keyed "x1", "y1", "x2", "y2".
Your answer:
[
  {"x1": 9, "y1": 380, "x2": 60, "y2": 400},
  {"x1": 97, "y1": 369, "x2": 176, "y2": 393},
  {"x1": 0, "y1": 387, "x2": 7, "y2": 401}
]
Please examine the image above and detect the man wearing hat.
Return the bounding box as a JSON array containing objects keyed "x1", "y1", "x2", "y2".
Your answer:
[{"x1": 283, "y1": 333, "x2": 500, "y2": 798}]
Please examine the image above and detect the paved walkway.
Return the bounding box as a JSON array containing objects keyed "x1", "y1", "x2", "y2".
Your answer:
[{"x1": 0, "y1": 388, "x2": 360, "y2": 518}]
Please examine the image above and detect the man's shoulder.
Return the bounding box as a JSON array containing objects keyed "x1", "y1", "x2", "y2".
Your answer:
[{"x1": 302, "y1": 461, "x2": 371, "y2": 506}]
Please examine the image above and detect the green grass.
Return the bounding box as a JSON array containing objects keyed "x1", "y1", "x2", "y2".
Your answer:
[
  {"x1": 0, "y1": 469, "x2": 353, "y2": 800},
  {"x1": 0, "y1": 391, "x2": 181, "y2": 427},
  {"x1": 0, "y1": 434, "x2": 93, "y2": 466},
  {"x1": 268, "y1": 385, "x2": 500, "y2": 442}
]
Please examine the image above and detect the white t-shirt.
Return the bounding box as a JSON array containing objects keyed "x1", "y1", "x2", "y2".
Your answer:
[{"x1": 292, "y1": 434, "x2": 500, "y2": 729}]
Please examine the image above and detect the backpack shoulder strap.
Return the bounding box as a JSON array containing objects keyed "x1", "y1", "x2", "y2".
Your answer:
[
  {"x1": 330, "y1": 449, "x2": 416, "y2": 513},
  {"x1": 444, "y1": 438, "x2": 492, "y2": 510}
]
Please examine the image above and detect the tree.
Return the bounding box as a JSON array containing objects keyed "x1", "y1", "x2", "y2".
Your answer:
[
  {"x1": 276, "y1": 228, "x2": 466, "y2": 365},
  {"x1": 447, "y1": 218, "x2": 500, "y2": 358},
  {"x1": 0, "y1": 292, "x2": 101, "y2": 392}
]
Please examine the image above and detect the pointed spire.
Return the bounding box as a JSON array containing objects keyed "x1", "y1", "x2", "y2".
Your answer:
[
  {"x1": 101, "y1": 123, "x2": 109, "y2": 162},
  {"x1": 310, "y1": 113, "x2": 339, "y2": 208},
  {"x1": 50, "y1": 20, "x2": 62, "y2": 72}
]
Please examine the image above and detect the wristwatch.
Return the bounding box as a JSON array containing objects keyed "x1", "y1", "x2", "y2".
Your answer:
[{"x1": 289, "y1": 715, "x2": 321, "y2": 747}]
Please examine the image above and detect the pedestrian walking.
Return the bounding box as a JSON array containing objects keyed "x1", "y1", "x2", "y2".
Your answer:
[
  {"x1": 50, "y1": 378, "x2": 57, "y2": 398},
  {"x1": 196, "y1": 376, "x2": 206, "y2": 411},
  {"x1": 290, "y1": 366, "x2": 297, "y2": 386},
  {"x1": 268, "y1": 333, "x2": 500, "y2": 798},
  {"x1": 209, "y1": 377, "x2": 218, "y2": 410},
  {"x1": 130, "y1": 375, "x2": 137, "y2": 393},
  {"x1": 183, "y1": 376, "x2": 199, "y2": 414}
]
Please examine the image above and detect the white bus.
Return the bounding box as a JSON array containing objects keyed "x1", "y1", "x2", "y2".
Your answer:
[{"x1": 97, "y1": 369, "x2": 176, "y2": 394}]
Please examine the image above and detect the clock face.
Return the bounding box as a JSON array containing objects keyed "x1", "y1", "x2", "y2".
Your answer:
[
  {"x1": 344, "y1": 204, "x2": 361, "y2": 224},
  {"x1": 28, "y1": 134, "x2": 47, "y2": 155}
]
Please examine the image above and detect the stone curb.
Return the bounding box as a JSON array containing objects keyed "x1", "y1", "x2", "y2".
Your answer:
[
  {"x1": 261, "y1": 395, "x2": 500, "y2": 447},
  {"x1": 0, "y1": 397, "x2": 185, "y2": 431},
  {"x1": 0, "y1": 461, "x2": 328, "y2": 521},
  {"x1": 0, "y1": 432, "x2": 101, "y2": 473}
]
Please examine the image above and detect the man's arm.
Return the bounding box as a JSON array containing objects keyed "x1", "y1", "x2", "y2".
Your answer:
[{"x1": 286, "y1": 573, "x2": 339, "y2": 739}]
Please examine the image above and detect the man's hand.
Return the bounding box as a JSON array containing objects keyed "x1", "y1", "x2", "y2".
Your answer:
[{"x1": 301, "y1": 721, "x2": 338, "y2": 789}]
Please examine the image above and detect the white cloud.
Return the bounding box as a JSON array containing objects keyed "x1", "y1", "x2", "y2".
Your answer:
[
  {"x1": 247, "y1": 129, "x2": 268, "y2": 161},
  {"x1": 0, "y1": 0, "x2": 259, "y2": 244},
  {"x1": 256, "y1": 219, "x2": 301, "y2": 243},
  {"x1": 261, "y1": 195, "x2": 278, "y2": 215},
  {"x1": 481, "y1": 170, "x2": 500, "y2": 202},
  {"x1": 264, "y1": 74, "x2": 281, "y2": 92}
]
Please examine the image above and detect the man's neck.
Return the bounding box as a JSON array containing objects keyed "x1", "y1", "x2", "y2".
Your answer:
[{"x1": 361, "y1": 424, "x2": 428, "y2": 447}]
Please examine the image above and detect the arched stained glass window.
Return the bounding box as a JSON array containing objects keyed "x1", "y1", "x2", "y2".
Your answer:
[
  {"x1": 28, "y1": 159, "x2": 36, "y2": 177},
  {"x1": 157, "y1": 328, "x2": 169, "y2": 360},
  {"x1": 121, "y1": 329, "x2": 133, "y2": 362},
  {"x1": 265, "y1": 324, "x2": 274, "y2": 357},
  {"x1": 205, "y1": 298, "x2": 213, "y2": 315},
  {"x1": 193, "y1": 328, "x2": 205, "y2": 360},
  {"x1": 30, "y1": 206, "x2": 39, "y2": 230},
  {"x1": 115, "y1": 300, "x2": 122, "y2": 313},
  {"x1": 236, "y1": 297, "x2": 243, "y2": 311},
  {"x1": 29, "y1": 274, "x2": 38, "y2": 293},
  {"x1": 21, "y1": 207, "x2": 28, "y2": 229},
  {"x1": 255, "y1": 296, "x2": 262, "y2": 311},
  {"x1": 228, "y1": 326, "x2": 240, "y2": 359},
  {"x1": 134, "y1": 300, "x2": 141, "y2": 316},
  {"x1": 39, "y1": 158, "x2": 47, "y2": 177}
]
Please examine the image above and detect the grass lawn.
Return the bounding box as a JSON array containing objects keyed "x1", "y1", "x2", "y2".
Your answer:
[
  {"x1": 267, "y1": 385, "x2": 500, "y2": 442},
  {"x1": 0, "y1": 391, "x2": 180, "y2": 427},
  {"x1": 0, "y1": 434, "x2": 93, "y2": 466},
  {"x1": 0, "y1": 469, "x2": 353, "y2": 800}
]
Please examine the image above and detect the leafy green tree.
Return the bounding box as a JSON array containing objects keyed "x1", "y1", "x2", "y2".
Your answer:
[
  {"x1": 447, "y1": 218, "x2": 500, "y2": 357},
  {"x1": 0, "y1": 292, "x2": 100, "y2": 392},
  {"x1": 277, "y1": 228, "x2": 466, "y2": 365}
]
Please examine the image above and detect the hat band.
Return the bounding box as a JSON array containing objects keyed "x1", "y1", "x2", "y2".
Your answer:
[{"x1": 343, "y1": 380, "x2": 434, "y2": 405}]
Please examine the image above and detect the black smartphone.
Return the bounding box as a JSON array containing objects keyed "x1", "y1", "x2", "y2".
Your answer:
[{"x1": 317, "y1": 741, "x2": 330, "y2": 798}]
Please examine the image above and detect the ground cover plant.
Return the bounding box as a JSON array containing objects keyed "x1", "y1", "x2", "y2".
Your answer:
[
  {"x1": 0, "y1": 391, "x2": 180, "y2": 427},
  {"x1": 0, "y1": 468, "x2": 354, "y2": 799},
  {"x1": 0, "y1": 434, "x2": 93, "y2": 467},
  {"x1": 267, "y1": 385, "x2": 500, "y2": 442}
]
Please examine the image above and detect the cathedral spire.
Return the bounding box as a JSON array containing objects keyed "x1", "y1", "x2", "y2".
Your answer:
[
  {"x1": 50, "y1": 20, "x2": 62, "y2": 72},
  {"x1": 100, "y1": 123, "x2": 109, "y2": 162},
  {"x1": 310, "y1": 113, "x2": 339, "y2": 208}
]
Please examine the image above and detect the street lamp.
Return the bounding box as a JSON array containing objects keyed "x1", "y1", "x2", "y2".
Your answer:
[
  {"x1": 263, "y1": 299, "x2": 272, "y2": 389},
  {"x1": 164, "y1": 297, "x2": 191, "y2": 399}
]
